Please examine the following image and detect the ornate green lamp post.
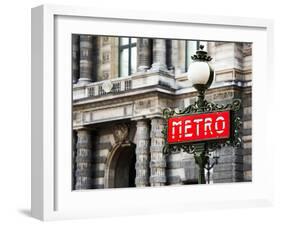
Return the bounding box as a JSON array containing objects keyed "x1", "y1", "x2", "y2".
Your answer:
[
  {"x1": 188, "y1": 45, "x2": 214, "y2": 108},
  {"x1": 162, "y1": 45, "x2": 242, "y2": 184},
  {"x1": 187, "y1": 45, "x2": 214, "y2": 184}
]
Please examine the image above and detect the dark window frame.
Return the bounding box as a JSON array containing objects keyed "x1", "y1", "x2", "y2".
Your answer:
[
  {"x1": 118, "y1": 37, "x2": 137, "y2": 77},
  {"x1": 185, "y1": 40, "x2": 200, "y2": 72}
]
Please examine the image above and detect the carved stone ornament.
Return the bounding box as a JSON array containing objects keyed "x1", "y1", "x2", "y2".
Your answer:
[
  {"x1": 102, "y1": 80, "x2": 113, "y2": 93},
  {"x1": 112, "y1": 123, "x2": 129, "y2": 144}
]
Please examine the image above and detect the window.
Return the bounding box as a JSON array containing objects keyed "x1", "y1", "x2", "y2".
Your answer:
[
  {"x1": 118, "y1": 38, "x2": 137, "y2": 77},
  {"x1": 185, "y1": 40, "x2": 207, "y2": 72}
]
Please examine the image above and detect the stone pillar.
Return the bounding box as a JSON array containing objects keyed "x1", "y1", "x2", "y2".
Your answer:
[
  {"x1": 75, "y1": 129, "x2": 93, "y2": 189},
  {"x1": 78, "y1": 35, "x2": 93, "y2": 84},
  {"x1": 151, "y1": 39, "x2": 167, "y2": 71},
  {"x1": 137, "y1": 38, "x2": 151, "y2": 72},
  {"x1": 170, "y1": 40, "x2": 182, "y2": 75},
  {"x1": 241, "y1": 88, "x2": 252, "y2": 181},
  {"x1": 213, "y1": 147, "x2": 244, "y2": 183},
  {"x1": 72, "y1": 35, "x2": 79, "y2": 84},
  {"x1": 166, "y1": 153, "x2": 183, "y2": 185},
  {"x1": 150, "y1": 118, "x2": 166, "y2": 186},
  {"x1": 72, "y1": 130, "x2": 77, "y2": 190},
  {"x1": 135, "y1": 120, "x2": 150, "y2": 187},
  {"x1": 211, "y1": 42, "x2": 244, "y2": 81},
  {"x1": 100, "y1": 37, "x2": 111, "y2": 81}
]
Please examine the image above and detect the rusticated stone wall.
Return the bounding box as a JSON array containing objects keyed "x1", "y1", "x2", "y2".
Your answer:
[{"x1": 72, "y1": 37, "x2": 252, "y2": 189}]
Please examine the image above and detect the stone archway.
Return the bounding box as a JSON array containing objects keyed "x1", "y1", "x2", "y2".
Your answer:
[{"x1": 104, "y1": 142, "x2": 136, "y2": 188}]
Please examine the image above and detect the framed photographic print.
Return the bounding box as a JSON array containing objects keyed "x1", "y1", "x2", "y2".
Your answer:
[{"x1": 31, "y1": 4, "x2": 274, "y2": 221}]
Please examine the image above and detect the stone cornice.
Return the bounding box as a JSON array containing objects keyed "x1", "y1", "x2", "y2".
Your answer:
[
  {"x1": 73, "y1": 85, "x2": 176, "y2": 107},
  {"x1": 74, "y1": 82, "x2": 251, "y2": 108},
  {"x1": 215, "y1": 68, "x2": 252, "y2": 76},
  {"x1": 73, "y1": 84, "x2": 251, "y2": 112}
]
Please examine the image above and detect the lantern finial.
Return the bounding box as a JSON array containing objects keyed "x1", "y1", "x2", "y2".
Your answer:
[{"x1": 191, "y1": 44, "x2": 212, "y2": 62}]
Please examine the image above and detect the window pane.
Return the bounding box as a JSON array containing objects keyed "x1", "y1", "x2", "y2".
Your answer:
[
  {"x1": 200, "y1": 41, "x2": 208, "y2": 51},
  {"x1": 131, "y1": 38, "x2": 137, "y2": 44},
  {"x1": 131, "y1": 46, "x2": 137, "y2": 74},
  {"x1": 120, "y1": 37, "x2": 129, "y2": 46},
  {"x1": 120, "y1": 49, "x2": 129, "y2": 77},
  {"x1": 187, "y1": 41, "x2": 198, "y2": 69}
]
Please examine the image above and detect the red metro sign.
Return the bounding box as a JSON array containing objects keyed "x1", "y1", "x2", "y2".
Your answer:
[{"x1": 167, "y1": 111, "x2": 231, "y2": 144}]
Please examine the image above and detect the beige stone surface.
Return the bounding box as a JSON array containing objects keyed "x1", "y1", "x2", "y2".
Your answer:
[{"x1": 72, "y1": 36, "x2": 252, "y2": 189}]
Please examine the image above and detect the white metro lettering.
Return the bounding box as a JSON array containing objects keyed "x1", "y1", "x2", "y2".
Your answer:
[
  {"x1": 215, "y1": 116, "x2": 226, "y2": 134},
  {"x1": 170, "y1": 115, "x2": 227, "y2": 139},
  {"x1": 168, "y1": 111, "x2": 230, "y2": 143}
]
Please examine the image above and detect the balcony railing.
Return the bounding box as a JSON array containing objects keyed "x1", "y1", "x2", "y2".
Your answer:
[{"x1": 73, "y1": 72, "x2": 177, "y2": 100}]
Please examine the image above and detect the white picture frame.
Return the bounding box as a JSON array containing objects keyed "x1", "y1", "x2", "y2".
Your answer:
[{"x1": 31, "y1": 4, "x2": 274, "y2": 221}]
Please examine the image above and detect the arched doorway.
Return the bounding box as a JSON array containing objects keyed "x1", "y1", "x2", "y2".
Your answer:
[{"x1": 104, "y1": 142, "x2": 136, "y2": 188}]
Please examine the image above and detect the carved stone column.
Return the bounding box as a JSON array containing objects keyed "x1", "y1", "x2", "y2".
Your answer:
[
  {"x1": 213, "y1": 147, "x2": 244, "y2": 183},
  {"x1": 72, "y1": 35, "x2": 79, "y2": 84},
  {"x1": 72, "y1": 130, "x2": 77, "y2": 190},
  {"x1": 151, "y1": 39, "x2": 167, "y2": 71},
  {"x1": 135, "y1": 120, "x2": 150, "y2": 187},
  {"x1": 75, "y1": 129, "x2": 93, "y2": 189},
  {"x1": 150, "y1": 118, "x2": 166, "y2": 186},
  {"x1": 137, "y1": 38, "x2": 151, "y2": 72},
  {"x1": 78, "y1": 35, "x2": 93, "y2": 84},
  {"x1": 170, "y1": 40, "x2": 182, "y2": 75}
]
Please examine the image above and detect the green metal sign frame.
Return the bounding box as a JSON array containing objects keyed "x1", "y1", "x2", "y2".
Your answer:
[{"x1": 162, "y1": 97, "x2": 242, "y2": 184}]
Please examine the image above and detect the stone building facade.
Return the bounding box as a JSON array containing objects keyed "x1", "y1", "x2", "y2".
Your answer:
[{"x1": 72, "y1": 35, "x2": 252, "y2": 190}]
